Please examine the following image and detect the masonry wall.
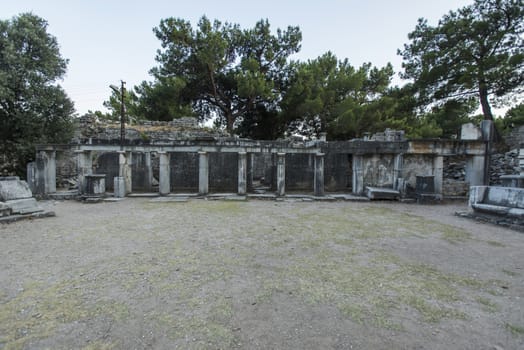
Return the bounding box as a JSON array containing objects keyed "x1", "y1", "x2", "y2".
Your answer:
[
  {"x1": 401, "y1": 154, "x2": 435, "y2": 191},
  {"x1": 362, "y1": 154, "x2": 395, "y2": 188}
]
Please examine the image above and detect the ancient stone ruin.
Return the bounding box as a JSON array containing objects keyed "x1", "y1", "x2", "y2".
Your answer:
[
  {"x1": 0, "y1": 176, "x2": 54, "y2": 222},
  {"x1": 15, "y1": 115, "x2": 524, "y2": 229},
  {"x1": 28, "y1": 117, "x2": 495, "y2": 202}
]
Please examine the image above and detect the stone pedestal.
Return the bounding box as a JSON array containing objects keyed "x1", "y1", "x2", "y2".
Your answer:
[
  {"x1": 238, "y1": 152, "x2": 247, "y2": 195},
  {"x1": 198, "y1": 151, "x2": 209, "y2": 195},
  {"x1": 314, "y1": 153, "x2": 325, "y2": 196},
  {"x1": 158, "y1": 152, "x2": 170, "y2": 196},
  {"x1": 114, "y1": 177, "x2": 126, "y2": 198},
  {"x1": 277, "y1": 153, "x2": 286, "y2": 196},
  {"x1": 85, "y1": 174, "x2": 106, "y2": 196}
]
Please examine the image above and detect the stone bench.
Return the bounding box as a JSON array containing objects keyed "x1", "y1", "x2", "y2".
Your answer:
[{"x1": 469, "y1": 186, "x2": 524, "y2": 219}]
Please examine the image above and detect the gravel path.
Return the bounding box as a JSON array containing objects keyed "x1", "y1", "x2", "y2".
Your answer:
[{"x1": 1, "y1": 198, "x2": 523, "y2": 349}]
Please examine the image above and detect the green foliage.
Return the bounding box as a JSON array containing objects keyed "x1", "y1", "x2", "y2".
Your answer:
[
  {"x1": 151, "y1": 16, "x2": 301, "y2": 133},
  {"x1": 0, "y1": 13, "x2": 74, "y2": 176},
  {"x1": 421, "y1": 99, "x2": 479, "y2": 138},
  {"x1": 281, "y1": 52, "x2": 398, "y2": 139},
  {"x1": 399, "y1": 0, "x2": 524, "y2": 122},
  {"x1": 499, "y1": 102, "x2": 524, "y2": 134}
]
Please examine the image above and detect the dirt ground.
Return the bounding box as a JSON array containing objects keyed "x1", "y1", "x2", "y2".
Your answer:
[{"x1": 0, "y1": 197, "x2": 523, "y2": 350}]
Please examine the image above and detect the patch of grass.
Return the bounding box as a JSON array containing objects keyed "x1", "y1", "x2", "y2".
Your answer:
[
  {"x1": 0, "y1": 280, "x2": 129, "y2": 350},
  {"x1": 441, "y1": 227, "x2": 471, "y2": 244},
  {"x1": 502, "y1": 269, "x2": 520, "y2": 277},
  {"x1": 476, "y1": 297, "x2": 499, "y2": 313},
  {"x1": 485, "y1": 240, "x2": 505, "y2": 247},
  {"x1": 505, "y1": 323, "x2": 524, "y2": 337},
  {"x1": 81, "y1": 341, "x2": 118, "y2": 350}
]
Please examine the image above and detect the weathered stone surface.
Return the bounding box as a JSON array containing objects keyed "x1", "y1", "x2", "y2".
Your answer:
[
  {"x1": 0, "y1": 177, "x2": 33, "y2": 201},
  {"x1": 461, "y1": 123, "x2": 482, "y2": 140},
  {"x1": 114, "y1": 177, "x2": 126, "y2": 198},
  {"x1": 365, "y1": 186, "x2": 400, "y2": 200},
  {"x1": 0, "y1": 202, "x2": 12, "y2": 217},
  {"x1": 470, "y1": 186, "x2": 524, "y2": 220},
  {"x1": 4, "y1": 198, "x2": 43, "y2": 214}
]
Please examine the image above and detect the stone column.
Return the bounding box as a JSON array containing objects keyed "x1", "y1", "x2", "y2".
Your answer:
[
  {"x1": 247, "y1": 153, "x2": 254, "y2": 191},
  {"x1": 465, "y1": 155, "x2": 485, "y2": 186},
  {"x1": 352, "y1": 155, "x2": 364, "y2": 195},
  {"x1": 314, "y1": 153, "x2": 325, "y2": 197},
  {"x1": 46, "y1": 151, "x2": 57, "y2": 194},
  {"x1": 76, "y1": 150, "x2": 92, "y2": 194},
  {"x1": 145, "y1": 151, "x2": 153, "y2": 192},
  {"x1": 158, "y1": 151, "x2": 170, "y2": 196},
  {"x1": 198, "y1": 151, "x2": 209, "y2": 195},
  {"x1": 433, "y1": 155, "x2": 444, "y2": 199},
  {"x1": 393, "y1": 153, "x2": 403, "y2": 190},
  {"x1": 118, "y1": 151, "x2": 132, "y2": 194},
  {"x1": 238, "y1": 152, "x2": 247, "y2": 195},
  {"x1": 519, "y1": 148, "x2": 524, "y2": 176},
  {"x1": 35, "y1": 150, "x2": 57, "y2": 194},
  {"x1": 276, "y1": 153, "x2": 286, "y2": 196}
]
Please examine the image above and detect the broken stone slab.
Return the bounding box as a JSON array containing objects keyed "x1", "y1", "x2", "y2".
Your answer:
[
  {"x1": 0, "y1": 210, "x2": 55, "y2": 224},
  {"x1": 4, "y1": 198, "x2": 43, "y2": 214},
  {"x1": 0, "y1": 177, "x2": 33, "y2": 201}
]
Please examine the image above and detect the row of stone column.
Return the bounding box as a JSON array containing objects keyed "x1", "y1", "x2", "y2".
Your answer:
[
  {"x1": 76, "y1": 150, "x2": 326, "y2": 197},
  {"x1": 39, "y1": 149, "x2": 487, "y2": 198}
]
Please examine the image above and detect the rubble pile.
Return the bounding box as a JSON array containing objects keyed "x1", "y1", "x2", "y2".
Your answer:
[{"x1": 490, "y1": 150, "x2": 519, "y2": 185}]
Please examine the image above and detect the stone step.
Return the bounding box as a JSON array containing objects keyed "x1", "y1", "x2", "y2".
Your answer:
[
  {"x1": 4, "y1": 198, "x2": 43, "y2": 214},
  {"x1": 47, "y1": 190, "x2": 79, "y2": 200},
  {"x1": 365, "y1": 187, "x2": 400, "y2": 200}
]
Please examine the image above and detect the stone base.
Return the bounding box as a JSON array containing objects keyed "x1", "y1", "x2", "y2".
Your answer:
[
  {"x1": 365, "y1": 187, "x2": 400, "y2": 200},
  {"x1": 47, "y1": 190, "x2": 79, "y2": 200},
  {"x1": 4, "y1": 198, "x2": 43, "y2": 214},
  {"x1": 0, "y1": 210, "x2": 55, "y2": 224}
]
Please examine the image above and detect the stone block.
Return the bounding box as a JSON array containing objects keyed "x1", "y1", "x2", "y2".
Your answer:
[
  {"x1": 469, "y1": 186, "x2": 487, "y2": 207},
  {"x1": 460, "y1": 123, "x2": 482, "y2": 140},
  {"x1": 0, "y1": 177, "x2": 33, "y2": 201},
  {"x1": 114, "y1": 177, "x2": 126, "y2": 198},
  {"x1": 5, "y1": 198, "x2": 43, "y2": 214},
  {"x1": 365, "y1": 186, "x2": 400, "y2": 200}
]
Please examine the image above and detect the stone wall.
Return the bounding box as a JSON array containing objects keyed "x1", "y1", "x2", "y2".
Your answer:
[
  {"x1": 362, "y1": 154, "x2": 395, "y2": 188},
  {"x1": 75, "y1": 114, "x2": 227, "y2": 143},
  {"x1": 401, "y1": 154, "x2": 434, "y2": 191},
  {"x1": 490, "y1": 150, "x2": 519, "y2": 185},
  {"x1": 503, "y1": 125, "x2": 524, "y2": 150}
]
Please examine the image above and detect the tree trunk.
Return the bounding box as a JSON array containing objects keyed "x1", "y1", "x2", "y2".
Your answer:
[
  {"x1": 226, "y1": 112, "x2": 234, "y2": 134},
  {"x1": 478, "y1": 83, "x2": 493, "y2": 121}
]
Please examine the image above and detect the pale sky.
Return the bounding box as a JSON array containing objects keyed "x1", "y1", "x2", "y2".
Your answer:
[{"x1": 4, "y1": 0, "x2": 475, "y2": 116}]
